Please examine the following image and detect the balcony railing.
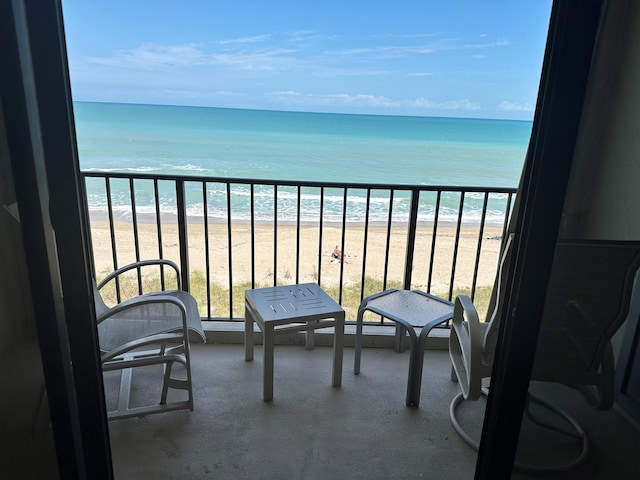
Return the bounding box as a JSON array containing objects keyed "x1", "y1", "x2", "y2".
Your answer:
[{"x1": 82, "y1": 171, "x2": 515, "y2": 323}]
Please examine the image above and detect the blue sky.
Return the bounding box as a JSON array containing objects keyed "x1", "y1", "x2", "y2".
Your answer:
[{"x1": 61, "y1": 1, "x2": 553, "y2": 120}]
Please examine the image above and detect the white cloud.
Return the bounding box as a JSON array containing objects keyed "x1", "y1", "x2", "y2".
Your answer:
[
  {"x1": 219, "y1": 35, "x2": 272, "y2": 45},
  {"x1": 331, "y1": 45, "x2": 435, "y2": 59},
  {"x1": 286, "y1": 30, "x2": 340, "y2": 43},
  {"x1": 268, "y1": 91, "x2": 481, "y2": 111},
  {"x1": 83, "y1": 43, "x2": 208, "y2": 69},
  {"x1": 81, "y1": 42, "x2": 303, "y2": 74},
  {"x1": 271, "y1": 90, "x2": 301, "y2": 97},
  {"x1": 497, "y1": 100, "x2": 534, "y2": 112},
  {"x1": 69, "y1": 31, "x2": 523, "y2": 117},
  {"x1": 436, "y1": 99, "x2": 481, "y2": 110},
  {"x1": 76, "y1": 31, "x2": 510, "y2": 79}
]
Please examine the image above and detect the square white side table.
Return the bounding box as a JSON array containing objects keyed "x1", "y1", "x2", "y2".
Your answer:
[
  {"x1": 245, "y1": 283, "x2": 345, "y2": 401},
  {"x1": 354, "y1": 289, "x2": 454, "y2": 407}
]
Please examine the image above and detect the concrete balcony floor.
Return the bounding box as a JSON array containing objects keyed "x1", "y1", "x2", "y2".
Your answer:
[{"x1": 106, "y1": 343, "x2": 640, "y2": 479}]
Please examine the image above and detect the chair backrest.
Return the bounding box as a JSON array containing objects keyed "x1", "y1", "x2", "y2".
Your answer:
[
  {"x1": 482, "y1": 233, "x2": 515, "y2": 364},
  {"x1": 532, "y1": 240, "x2": 640, "y2": 382}
]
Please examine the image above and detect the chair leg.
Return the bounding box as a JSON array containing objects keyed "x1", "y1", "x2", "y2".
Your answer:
[
  {"x1": 449, "y1": 391, "x2": 480, "y2": 449},
  {"x1": 160, "y1": 360, "x2": 174, "y2": 404},
  {"x1": 105, "y1": 352, "x2": 194, "y2": 420},
  {"x1": 519, "y1": 392, "x2": 589, "y2": 472},
  {"x1": 449, "y1": 389, "x2": 589, "y2": 473},
  {"x1": 353, "y1": 308, "x2": 365, "y2": 375}
]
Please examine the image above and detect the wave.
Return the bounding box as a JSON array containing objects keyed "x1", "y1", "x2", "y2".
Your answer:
[
  {"x1": 168, "y1": 163, "x2": 208, "y2": 172},
  {"x1": 83, "y1": 166, "x2": 160, "y2": 173},
  {"x1": 86, "y1": 200, "x2": 510, "y2": 226}
]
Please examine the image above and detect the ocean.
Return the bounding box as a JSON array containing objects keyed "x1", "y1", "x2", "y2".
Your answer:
[{"x1": 74, "y1": 102, "x2": 530, "y2": 225}]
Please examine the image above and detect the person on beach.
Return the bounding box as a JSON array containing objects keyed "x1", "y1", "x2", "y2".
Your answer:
[{"x1": 332, "y1": 245, "x2": 348, "y2": 263}]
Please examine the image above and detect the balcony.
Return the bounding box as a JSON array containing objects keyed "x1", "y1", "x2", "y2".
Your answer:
[{"x1": 83, "y1": 172, "x2": 640, "y2": 478}]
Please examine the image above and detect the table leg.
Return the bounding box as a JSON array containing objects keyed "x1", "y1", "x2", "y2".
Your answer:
[
  {"x1": 263, "y1": 324, "x2": 275, "y2": 401},
  {"x1": 332, "y1": 313, "x2": 345, "y2": 387},
  {"x1": 244, "y1": 303, "x2": 254, "y2": 361},
  {"x1": 354, "y1": 307, "x2": 365, "y2": 375},
  {"x1": 404, "y1": 329, "x2": 421, "y2": 407},
  {"x1": 305, "y1": 321, "x2": 316, "y2": 350},
  {"x1": 406, "y1": 342, "x2": 421, "y2": 407},
  {"x1": 394, "y1": 324, "x2": 407, "y2": 352}
]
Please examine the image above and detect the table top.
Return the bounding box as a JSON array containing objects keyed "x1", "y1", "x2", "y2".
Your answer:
[
  {"x1": 362, "y1": 289, "x2": 454, "y2": 328},
  {"x1": 245, "y1": 283, "x2": 343, "y2": 323}
]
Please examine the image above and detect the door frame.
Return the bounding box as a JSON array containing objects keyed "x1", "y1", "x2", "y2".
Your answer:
[
  {"x1": 476, "y1": 0, "x2": 604, "y2": 478},
  {"x1": 1, "y1": 0, "x2": 112, "y2": 477}
]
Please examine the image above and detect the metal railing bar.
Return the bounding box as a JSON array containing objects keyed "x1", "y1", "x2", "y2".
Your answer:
[
  {"x1": 104, "y1": 177, "x2": 121, "y2": 302},
  {"x1": 486, "y1": 195, "x2": 514, "y2": 311},
  {"x1": 471, "y1": 192, "x2": 490, "y2": 302},
  {"x1": 175, "y1": 179, "x2": 190, "y2": 292},
  {"x1": 202, "y1": 182, "x2": 211, "y2": 320},
  {"x1": 382, "y1": 190, "x2": 394, "y2": 292},
  {"x1": 153, "y1": 179, "x2": 165, "y2": 290},
  {"x1": 226, "y1": 182, "x2": 233, "y2": 318},
  {"x1": 338, "y1": 188, "x2": 348, "y2": 305},
  {"x1": 295, "y1": 186, "x2": 301, "y2": 284},
  {"x1": 128, "y1": 178, "x2": 143, "y2": 295},
  {"x1": 273, "y1": 184, "x2": 278, "y2": 287},
  {"x1": 403, "y1": 189, "x2": 420, "y2": 290},
  {"x1": 360, "y1": 189, "x2": 372, "y2": 302},
  {"x1": 427, "y1": 191, "x2": 442, "y2": 294},
  {"x1": 502, "y1": 192, "x2": 514, "y2": 241},
  {"x1": 448, "y1": 193, "x2": 466, "y2": 301},
  {"x1": 250, "y1": 183, "x2": 255, "y2": 289},
  {"x1": 317, "y1": 187, "x2": 325, "y2": 287}
]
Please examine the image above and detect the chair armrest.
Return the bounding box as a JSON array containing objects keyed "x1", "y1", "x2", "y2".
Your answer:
[
  {"x1": 96, "y1": 294, "x2": 190, "y2": 355},
  {"x1": 96, "y1": 294, "x2": 187, "y2": 326},
  {"x1": 97, "y1": 259, "x2": 181, "y2": 290},
  {"x1": 450, "y1": 294, "x2": 484, "y2": 400}
]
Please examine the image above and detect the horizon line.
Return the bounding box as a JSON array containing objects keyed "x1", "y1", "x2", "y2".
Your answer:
[{"x1": 72, "y1": 99, "x2": 534, "y2": 123}]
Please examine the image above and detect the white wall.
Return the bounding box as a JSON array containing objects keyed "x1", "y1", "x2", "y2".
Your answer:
[{"x1": 561, "y1": 0, "x2": 640, "y2": 240}]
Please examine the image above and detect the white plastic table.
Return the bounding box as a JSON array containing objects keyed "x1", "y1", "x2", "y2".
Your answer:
[
  {"x1": 244, "y1": 283, "x2": 345, "y2": 401},
  {"x1": 354, "y1": 289, "x2": 454, "y2": 407}
]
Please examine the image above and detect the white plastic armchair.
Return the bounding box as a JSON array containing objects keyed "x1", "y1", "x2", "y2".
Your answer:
[
  {"x1": 449, "y1": 295, "x2": 490, "y2": 401},
  {"x1": 449, "y1": 234, "x2": 513, "y2": 402},
  {"x1": 94, "y1": 259, "x2": 206, "y2": 420},
  {"x1": 448, "y1": 238, "x2": 640, "y2": 472}
]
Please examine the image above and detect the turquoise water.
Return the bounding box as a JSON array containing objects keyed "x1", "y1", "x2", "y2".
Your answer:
[{"x1": 75, "y1": 102, "x2": 530, "y2": 224}]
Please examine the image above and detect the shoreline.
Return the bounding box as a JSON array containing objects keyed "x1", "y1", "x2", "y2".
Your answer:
[{"x1": 87, "y1": 210, "x2": 509, "y2": 229}]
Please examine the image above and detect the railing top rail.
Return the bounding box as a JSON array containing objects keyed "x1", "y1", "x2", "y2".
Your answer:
[{"x1": 81, "y1": 170, "x2": 517, "y2": 194}]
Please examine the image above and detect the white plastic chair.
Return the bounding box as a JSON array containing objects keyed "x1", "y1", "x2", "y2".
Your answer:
[
  {"x1": 449, "y1": 238, "x2": 640, "y2": 472},
  {"x1": 94, "y1": 259, "x2": 206, "y2": 420}
]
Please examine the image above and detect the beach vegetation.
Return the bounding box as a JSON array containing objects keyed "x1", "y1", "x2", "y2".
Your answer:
[{"x1": 97, "y1": 270, "x2": 493, "y2": 325}]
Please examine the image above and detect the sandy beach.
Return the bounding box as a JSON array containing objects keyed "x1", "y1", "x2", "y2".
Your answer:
[{"x1": 89, "y1": 219, "x2": 504, "y2": 295}]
